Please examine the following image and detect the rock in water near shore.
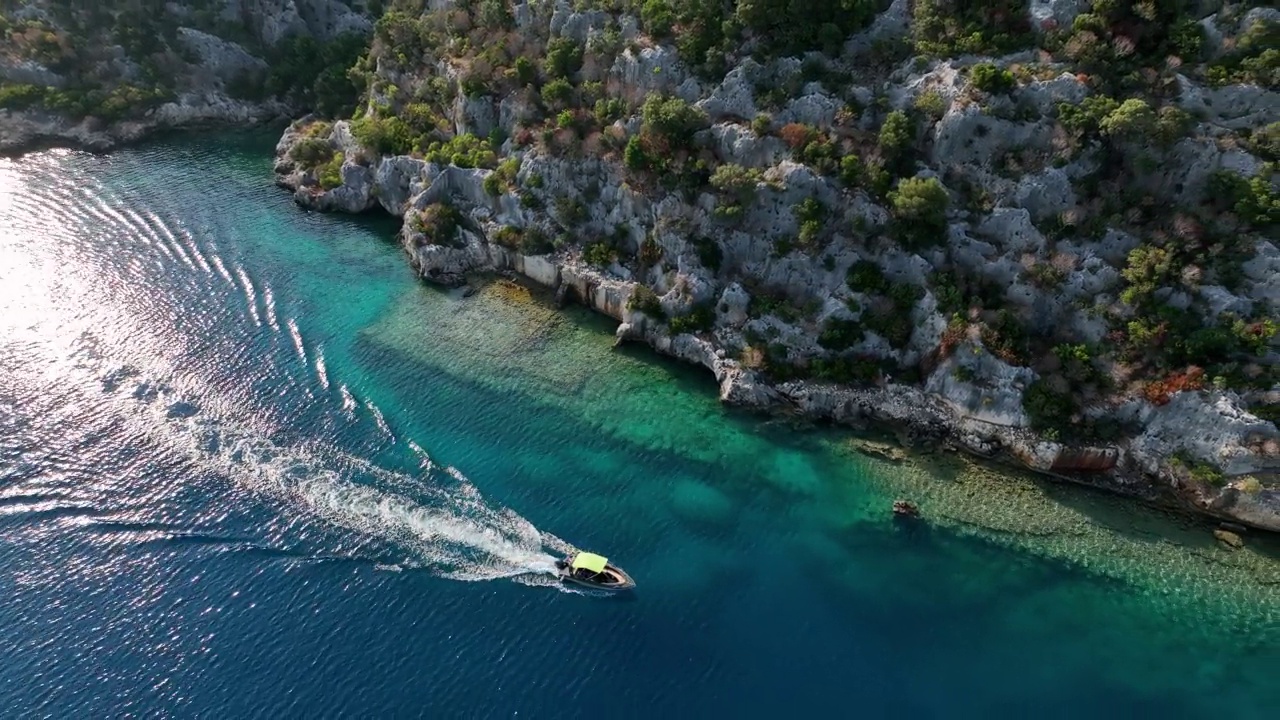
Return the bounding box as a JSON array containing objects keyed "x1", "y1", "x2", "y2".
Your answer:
[{"x1": 1214, "y1": 529, "x2": 1245, "y2": 550}]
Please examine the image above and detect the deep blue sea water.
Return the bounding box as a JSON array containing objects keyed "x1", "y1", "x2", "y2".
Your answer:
[{"x1": 1, "y1": 132, "x2": 1277, "y2": 718}]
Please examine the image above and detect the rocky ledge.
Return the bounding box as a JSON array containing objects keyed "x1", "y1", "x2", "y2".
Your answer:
[
  {"x1": 0, "y1": 95, "x2": 292, "y2": 155},
  {"x1": 274, "y1": 109, "x2": 1280, "y2": 531}
]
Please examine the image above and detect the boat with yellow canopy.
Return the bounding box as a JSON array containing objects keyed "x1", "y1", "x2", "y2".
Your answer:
[{"x1": 555, "y1": 551, "x2": 635, "y2": 591}]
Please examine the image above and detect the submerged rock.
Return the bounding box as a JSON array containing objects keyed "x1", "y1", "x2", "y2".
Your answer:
[{"x1": 1213, "y1": 529, "x2": 1244, "y2": 549}]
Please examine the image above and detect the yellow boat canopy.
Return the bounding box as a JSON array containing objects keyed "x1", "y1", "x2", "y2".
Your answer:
[{"x1": 570, "y1": 552, "x2": 607, "y2": 573}]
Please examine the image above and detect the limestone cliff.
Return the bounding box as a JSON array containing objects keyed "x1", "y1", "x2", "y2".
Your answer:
[{"x1": 270, "y1": 0, "x2": 1280, "y2": 528}]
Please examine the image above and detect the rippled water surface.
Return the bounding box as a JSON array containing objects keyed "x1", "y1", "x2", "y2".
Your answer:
[{"x1": 1, "y1": 133, "x2": 1277, "y2": 718}]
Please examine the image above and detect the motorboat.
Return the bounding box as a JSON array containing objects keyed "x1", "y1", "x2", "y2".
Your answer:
[{"x1": 555, "y1": 552, "x2": 635, "y2": 591}]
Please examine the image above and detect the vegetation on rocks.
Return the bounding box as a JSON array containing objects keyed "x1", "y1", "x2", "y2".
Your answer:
[
  {"x1": 263, "y1": 0, "x2": 1279, "y2": 500},
  {"x1": 1, "y1": 1, "x2": 371, "y2": 123}
]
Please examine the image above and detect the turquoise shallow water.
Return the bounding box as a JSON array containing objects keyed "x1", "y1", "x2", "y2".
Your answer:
[{"x1": 0, "y1": 131, "x2": 1278, "y2": 718}]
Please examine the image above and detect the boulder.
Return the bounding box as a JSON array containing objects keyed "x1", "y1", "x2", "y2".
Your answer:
[
  {"x1": 1012, "y1": 167, "x2": 1076, "y2": 223},
  {"x1": 1028, "y1": 0, "x2": 1085, "y2": 30},
  {"x1": 698, "y1": 62, "x2": 760, "y2": 121},
  {"x1": 177, "y1": 28, "x2": 266, "y2": 84},
  {"x1": 1213, "y1": 529, "x2": 1244, "y2": 549},
  {"x1": 925, "y1": 340, "x2": 1038, "y2": 428},
  {"x1": 1175, "y1": 75, "x2": 1280, "y2": 131},
  {"x1": 1130, "y1": 392, "x2": 1280, "y2": 476}
]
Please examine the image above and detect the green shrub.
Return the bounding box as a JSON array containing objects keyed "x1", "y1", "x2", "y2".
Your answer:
[
  {"x1": 709, "y1": 163, "x2": 761, "y2": 200},
  {"x1": 1169, "y1": 18, "x2": 1205, "y2": 61},
  {"x1": 520, "y1": 228, "x2": 555, "y2": 255},
  {"x1": 493, "y1": 225, "x2": 522, "y2": 249},
  {"x1": 293, "y1": 135, "x2": 335, "y2": 167},
  {"x1": 483, "y1": 173, "x2": 502, "y2": 196},
  {"x1": 641, "y1": 93, "x2": 708, "y2": 140},
  {"x1": 265, "y1": 32, "x2": 369, "y2": 117},
  {"x1": 1023, "y1": 378, "x2": 1078, "y2": 433},
  {"x1": 0, "y1": 83, "x2": 45, "y2": 109},
  {"x1": 541, "y1": 78, "x2": 574, "y2": 108},
  {"x1": 628, "y1": 284, "x2": 666, "y2": 318},
  {"x1": 1206, "y1": 19, "x2": 1279, "y2": 89},
  {"x1": 1099, "y1": 98, "x2": 1156, "y2": 139},
  {"x1": 888, "y1": 176, "x2": 949, "y2": 246},
  {"x1": 412, "y1": 203, "x2": 463, "y2": 247},
  {"x1": 668, "y1": 302, "x2": 715, "y2": 334},
  {"x1": 545, "y1": 37, "x2": 584, "y2": 79},
  {"x1": 351, "y1": 114, "x2": 416, "y2": 155},
  {"x1": 877, "y1": 109, "x2": 913, "y2": 159},
  {"x1": 624, "y1": 135, "x2": 648, "y2": 170},
  {"x1": 818, "y1": 317, "x2": 865, "y2": 351},
  {"x1": 514, "y1": 56, "x2": 537, "y2": 86},
  {"x1": 423, "y1": 133, "x2": 499, "y2": 169},
  {"x1": 846, "y1": 260, "x2": 888, "y2": 294},
  {"x1": 838, "y1": 155, "x2": 863, "y2": 188},
  {"x1": 1248, "y1": 121, "x2": 1280, "y2": 161},
  {"x1": 583, "y1": 241, "x2": 616, "y2": 267},
  {"x1": 639, "y1": 236, "x2": 663, "y2": 267},
  {"x1": 317, "y1": 152, "x2": 345, "y2": 190},
  {"x1": 793, "y1": 197, "x2": 828, "y2": 251},
  {"x1": 1154, "y1": 105, "x2": 1193, "y2": 145},
  {"x1": 691, "y1": 236, "x2": 723, "y2": 271},
  {"x1": 593, "y1": 97, "x2": 628, "y2": 126},
  {"x1": 912, "y1": 0, "x2": 1033, "y2": 57},
  {"x1": 752, "y1": 113, "x2": 773, "y2": 136},
  {"x1": 970, "y1": 63, "x2": 1014, "y2": 93},
  {"x1": 863, "y1": 303, "x2": 914, "y2": 348},
  {"x1": 1058, "y1": 95, "x2": 1119, "y2": 138},
  {"x1": 913, "y1": 89, "x2": 947, "y2": 118},
  {"x1": 1207, "y1": 170, "x2": 1279, "y2": 229}
]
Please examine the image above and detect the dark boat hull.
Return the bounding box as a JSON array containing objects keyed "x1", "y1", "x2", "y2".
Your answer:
[{"x1": 555, "y1": 559, "x2": 635, "y2": 591}]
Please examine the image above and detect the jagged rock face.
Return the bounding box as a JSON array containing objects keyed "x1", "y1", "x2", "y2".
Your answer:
[
  {"x1": 1175, "y1": 74, "x2": 1280, "y2": 131},
  {"x1": 0, "y1": 58, "x2": 63, "y2": 87},
  {"x1": 267, "y1": 1, "x2": 1279, "y2": 530},
  {"x1": 1130, "y1": 392, "x2": 1280, "y2": 476},
  {"x1": 1243, "y1": 241, "x2": 1280, "y2": 314},
  {"x1": 1142, "y1": 137, "x2": 1262, "y2": 205},
  {"x1": 607, "y1": 46, "x2": 700, "y2": 105},
  {"x1": 698, "y1": 62, "x2": 761, "y2": 121},
  {"x1": 932, "y1": 104, "x2": 1052, "y2": 167},
  {"x1": 221, "y1": 0, "x2": 372, "y2": 45},
  {"x1": 1013, "y1": 168, "x2": 1076, "y2": 223},
  {"x1": 177, "y1": 28, "x2": 268, "y2": 84},
  {"x1": 926, "y1": 341, "x2": 1038, "y2": 428},
  {"x1": 1027, "y1": 0, "x2": 1085, "y2": 30}
]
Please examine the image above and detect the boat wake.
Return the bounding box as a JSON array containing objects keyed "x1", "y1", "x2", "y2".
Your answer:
[{"x1": 119, "y1": 379, "x2": 575, "y2": 587}]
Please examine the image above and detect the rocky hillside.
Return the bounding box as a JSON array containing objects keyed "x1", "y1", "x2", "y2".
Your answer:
[
  {"x1": 0, "y1": 0, "x2": 373, "y2": 150},
  {"x1": 272, "y1": 0, "x2": 1280, "y2": 528}
]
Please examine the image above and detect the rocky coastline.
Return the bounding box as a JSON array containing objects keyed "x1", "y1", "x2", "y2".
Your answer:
[
  {"x1": 6, "y1": 0, "x2": 1277, "y2": 531},
  {"x1": 0, "y1": 96, "x2": 293, "y2": 156},
  {"x1": 272, "y1": 112, "x2": 1279, "y2": 532}
]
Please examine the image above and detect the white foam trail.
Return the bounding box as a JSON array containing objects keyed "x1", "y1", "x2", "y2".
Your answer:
[
  {"x1": 286, "y1": 317, "x2": 307, "y2": 365},
  {"x1": 365, "y1": 399, "x2": 391, "y2": 438},
  {"x1": 235, "y1": 265, "x2": 262, "y2": 327},
  {"x1": 209, "y1": 254, "x2": 235, "y2": 286},
  {"x1": 119, "y1": 388, "x2": 568, "y2": 584},
  {"x1": 339, "y1": 384, "x2": 357, "y2": 414},
  {"x1": 261, "y1": 285, "x2": 280, "y2": 331},
  {"x1": 314, "y1": 347, "x2": 330, "y2": 391}
]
